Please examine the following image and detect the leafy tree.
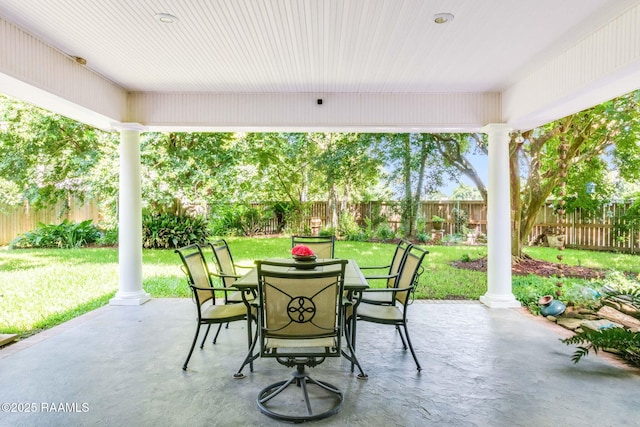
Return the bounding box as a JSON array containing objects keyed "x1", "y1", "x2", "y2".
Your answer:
[
  {"x1": 431, "y1": 133, "x2": 488, "y2": 201},
  {"x1": 451, "y1": 183, "x2": 482, "y2": 201},
  {"x1": 139, "y1": 132, "x2": 238, "y2": 214},
  {"x1": 511, "y1": 90, "x2": 640, "y2": 257},
  {"x1": 376, "y1": 133, "x2": 448, "y2": 237},
  {"x1": 0, "y1": 94, "x2": 115, "y2": 211},
  {"x1": 312, "y1": 133, "x2": 382, "y2": 227}
]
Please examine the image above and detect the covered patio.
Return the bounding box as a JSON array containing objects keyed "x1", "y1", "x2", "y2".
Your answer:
[
  {"x1": 1, "y1": 299, "x2": 638, "y2": 425},
  {"x1": 2, "y1": 0, "x2": 640, "y2": 305},
  {"x1": 2, "y1": 1, "x2": 640, "y2": 425}
]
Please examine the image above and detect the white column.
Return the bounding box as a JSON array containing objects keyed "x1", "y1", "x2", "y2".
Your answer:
[
  {"x1": 110, "y1": 124, "x2": 151, "y2": 306},
  {"x1": 480, "y1": 124, "x2": 520, "y2": 308}
]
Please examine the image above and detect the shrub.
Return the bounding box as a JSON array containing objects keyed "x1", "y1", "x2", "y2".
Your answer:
[
  {"x1": 374, "y1": 223, "x2": 396, "y2": 241},
  {"x1": 513, "y1": 275, "x2": 569, "y2": 315},
  {"x1": 210, "y1": 203, "x2": 276, "y2": 236},
  {"x1": 319, "y1": 227, "x2": 336, "y2": 237},
  {"x1": 338, "y1": 211, "x2": 364, "y2": 241},
  {"x1": 10, "y1": 219, "x2": 100, "y2": 249},
  {"x1": 97, "y1": 227, "x2": 118, "y2": 246},
  {"x1": 209, "y1": 204, "x2": 242, "y2": 236},
  {"x1": 561, "y1": 271, "x2": 640, "y2": 366},
  {"x1": 142, "y1": 212, "x2": 209, "y2": 249}
]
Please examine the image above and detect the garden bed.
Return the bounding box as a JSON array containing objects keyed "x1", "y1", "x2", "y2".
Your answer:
[{"x1": 451, "y1": 256, "x2": 605, "y2": 279}]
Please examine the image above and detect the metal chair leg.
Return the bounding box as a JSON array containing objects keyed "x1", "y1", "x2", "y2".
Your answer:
[
  {"x1": 401, "y1": 323, "x2": 422, "y2": 371},
  {"x1": 200, "y1": 324, "x2": 211, "y2": 349},
  {"x1": 212, "y1": 323, "x2": 223, "y2": 344},
  {"x1": 183, "y1": 324, "x2": 201, "y2": 370}
]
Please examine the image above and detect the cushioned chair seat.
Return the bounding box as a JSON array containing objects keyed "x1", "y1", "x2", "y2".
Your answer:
[
  {"x1": 202, "y1": 303, "x2": 247, "y2": 321},
  {"x1": 357, "y1": 303, "x2": 404, "y2": 323},
  {"x1": 266, "y1": 337, "x2": 336, "y2": 349},
  {"x1": 359, "y1": 290, "x2": 394, "y2": 305}
]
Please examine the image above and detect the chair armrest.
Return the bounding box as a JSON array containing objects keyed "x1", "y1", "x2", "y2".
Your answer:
[
  {"x1": 191, "y1": 284, "x2": 241, "y2": 293},
  {"x1": 359, "y1": 264, "x2": 391, "y2": 271},
  {"x1": 234, "y1": 263, "x2": 254, "y2": 270},
  {"x1": 364, "y1": 273, "x2": 398, "y2": 280},
  {"x1": 363, "y1": 286, "x2": 412, "y2": 293},
  {"x1": 209, "y1": 272, "x2": 242, "y2": 280}
]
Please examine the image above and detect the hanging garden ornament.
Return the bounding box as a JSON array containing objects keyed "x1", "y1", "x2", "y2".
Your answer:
[{"x1": 555, "y1": 140, "x2": 569, "y2": 253}]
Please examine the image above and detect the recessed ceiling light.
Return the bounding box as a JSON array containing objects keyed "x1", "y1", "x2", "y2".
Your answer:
[
  {"x1": 154, "y1": 13, "x2": 178, "y2": 24},
  {"x1": 433, "y1": 13, "x2": 454, "y2": 24}
]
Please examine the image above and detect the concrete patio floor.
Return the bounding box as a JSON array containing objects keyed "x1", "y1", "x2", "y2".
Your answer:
[{"x1": 1, "y1": 299, "x2": 639, "y2": 427}]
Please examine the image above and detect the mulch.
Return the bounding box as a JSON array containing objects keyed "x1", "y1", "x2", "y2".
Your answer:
[{"x1": 451, "y1": 256, "x2": 605, "y2": 279}]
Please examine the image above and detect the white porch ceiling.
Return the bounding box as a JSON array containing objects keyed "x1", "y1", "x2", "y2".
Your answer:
[{"x1": 1, "y1": 0, "x2": 640, "y2": 131}]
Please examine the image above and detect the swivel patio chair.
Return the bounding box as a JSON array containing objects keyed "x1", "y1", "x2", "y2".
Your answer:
[
  {"x1": 175, "y1": 244, "x2": 248, "y2": 371},
  {"x1": 356, "y1": 245, "x2": 429, "y2": 372},
  {"x1": 291, "y1": 235, "x2": 335, "y2": 259},
  {"x1": 359, "y1": 239, "x2": 413, "y2": 305},
  {"x1": 254, "y1": 259, "x2": 349, "y2": 422}
]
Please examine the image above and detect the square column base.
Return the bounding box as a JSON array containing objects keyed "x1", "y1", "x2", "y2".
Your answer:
[
  {"x1": 480, "y1": 294, "x2": 521, "y2": 308},
  {"x1": 110, "y1": 291, "x2": 151, "y2": 306}
]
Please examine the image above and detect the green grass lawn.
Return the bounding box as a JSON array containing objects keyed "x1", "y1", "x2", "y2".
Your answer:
[{"x1": 1, "y1": 237, "x2": 638, "y2": 339}]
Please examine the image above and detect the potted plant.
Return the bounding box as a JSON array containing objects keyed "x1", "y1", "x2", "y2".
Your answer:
[{"x1": 431, "y1": 215, "x2": 445, "y2": 231}]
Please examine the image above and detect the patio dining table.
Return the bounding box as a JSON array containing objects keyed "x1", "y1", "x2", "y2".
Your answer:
[{"x1": 232, "y1": 258, "x2": 369, "y2": 378}]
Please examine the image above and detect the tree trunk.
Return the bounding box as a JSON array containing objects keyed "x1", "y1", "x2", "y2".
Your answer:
[
  {"x1": 400, "y1": 135, "x2": 414, "y2": 237},
  {"x1": 510, "y1": 139, "x2": 522, "y2": 257}
]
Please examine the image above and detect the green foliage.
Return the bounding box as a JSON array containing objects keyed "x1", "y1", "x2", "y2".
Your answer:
[
  {"x1": 450, "y1": 183, "x2": 482, "y2": 200},
  {"x1": 512, "y1": 275, "x2": 599, "y2": 315},
  {"x1": 209, "y1": 203, "x2": 277, "y2": 236},
  {"x1": 97, "y1": 227, "x2": 118, "y2": 247},
  {"x1": 374, "y1": 223, "x2": 396, "y2": 241},
  {"x1": 140, "y1": 132, "x2": 239, "y2": 210},
  {"x1": 338, "y1": 211, "x2": 366, "y2": 241},
  {"x1": 511, "y1": 90, "x2": 640, "y2": 256},
  {"x1": 142, "y1": 212, "x2": 209, "y2": 249},
  {"x1": 561, "y1": 270, "x2": 640, "y2": 366},
  {"x1": 0, "y1": 95, "x2": 117, "y2": 209},
  {"x1": 318, "y1": 227, "x2": 336, "y2": 237},
  {"x1": 10, "y1": 219, "x2": 100, "y2": 249},
  {"x1": 452, "y1": 207, "x2": 470, "y2": 234},
  {"x1": 561, "y1": 328, "x2": 640, "y2": 366},
  {"x1": 562, "y1": 157, "x2": 612, "y2": 215},
  {"x1": 599, "y1": 270, "x2": 640, "y2": 308},
  {"x1": 459, "y1": 253, "x2": 472, "y2": 262},
  {"x1": 614, "y1": 195, "x2": 640, "y2": 243},
  {"x1": 431, "y1": 215, "x2": 445, "y2": 223}
]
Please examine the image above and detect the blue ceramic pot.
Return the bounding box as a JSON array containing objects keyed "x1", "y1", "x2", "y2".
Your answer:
[{"x1": 539, "y1": 296, "x2": 566, "y2": 317}]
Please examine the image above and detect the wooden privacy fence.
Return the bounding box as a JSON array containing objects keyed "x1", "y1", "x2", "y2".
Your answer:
[
  {"x1": 2, "y1": 199, "x2": 639, "y2": 253},
  {"x1": 0, "y1": 200, "x2": 101, "y2": 246},
  {"x1": 529, "y1": 201, "x2": 639, "y2": 253}
]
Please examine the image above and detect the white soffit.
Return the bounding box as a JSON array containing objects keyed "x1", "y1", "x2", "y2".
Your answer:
[{"x1": 0, "y1": 0, "x2": 639, "y2": 131}]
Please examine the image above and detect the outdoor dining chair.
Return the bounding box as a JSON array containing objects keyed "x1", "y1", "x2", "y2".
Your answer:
[
  {"x1": 207, "y1": 239, "x2": 253, "y2": 305},
  {"x1": 359, "y1": 239, "x2": 413, "y2": 305},
  {"x1": 291, "y1": 235, "x2": 335, "y2": 258},
  {"x1": 355, "y1": 244, "x2": 429, "y2": 372},
  {"x1": 205, "y1": 239, "x2": 256, "y2": 345},
  {"x1": 254, "y1": 259, "x2": 349, "y2": 422},
  {"x1": 175, "y1": 244, "x2": 249, "y2": 371}
]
